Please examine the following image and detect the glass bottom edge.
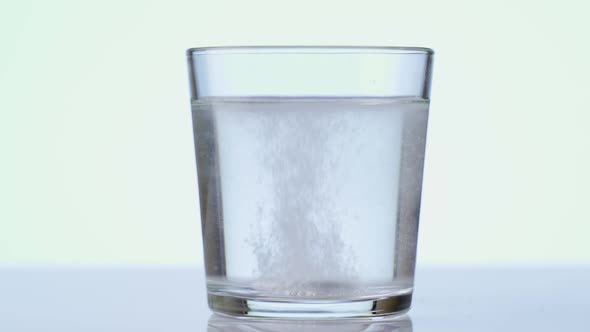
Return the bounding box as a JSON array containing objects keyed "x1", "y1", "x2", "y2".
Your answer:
[{"x1": 208, "y1": 293, "x2": 412, "y2": 319}]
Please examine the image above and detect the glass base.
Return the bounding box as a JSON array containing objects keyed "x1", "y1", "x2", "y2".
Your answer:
[{"x1": 208, "y1": 293, "x2": 412, "y2": 319}]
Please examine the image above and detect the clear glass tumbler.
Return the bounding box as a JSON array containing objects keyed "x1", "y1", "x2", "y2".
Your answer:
[{"x1": 186, "y1": 46, "x2": 434, "y2": 318}]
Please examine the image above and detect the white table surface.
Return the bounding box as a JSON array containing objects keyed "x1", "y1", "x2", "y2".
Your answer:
[{"x1": 0, "y1": 267, "x2": 587, "y2": 331}]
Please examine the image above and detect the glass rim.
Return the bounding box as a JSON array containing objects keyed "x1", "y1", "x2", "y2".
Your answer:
[{"x1": 187, "y1": 46, "x2": 434, "y2": 56}]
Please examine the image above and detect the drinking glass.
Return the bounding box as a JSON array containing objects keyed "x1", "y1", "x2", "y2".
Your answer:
[{"x1": 186, "y1": 46, "x2": 434, "y2": 318}]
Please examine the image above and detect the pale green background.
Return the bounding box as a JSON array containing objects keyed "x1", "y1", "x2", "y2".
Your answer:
[{"x1": 1, "y1": 0, "x2": 588, "y2": 266}]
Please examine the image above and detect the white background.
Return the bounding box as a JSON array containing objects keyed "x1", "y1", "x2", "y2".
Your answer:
[{"x1": 1, "y1": 0, "x2": 589, "y2": 265}]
